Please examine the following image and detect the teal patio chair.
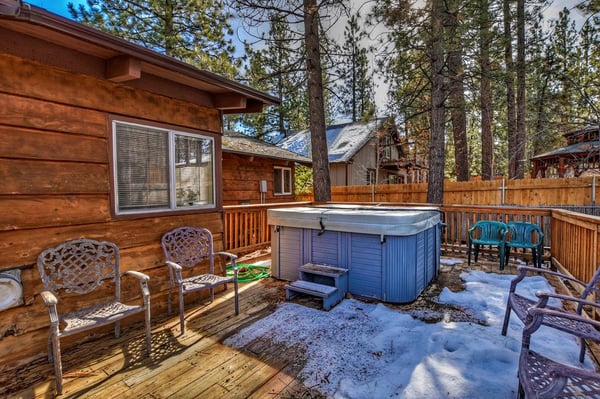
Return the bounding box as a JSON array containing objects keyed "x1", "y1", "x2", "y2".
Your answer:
[
  {"x1": 467, "y1": 220, "x2": 508, "y2": 269},
  {"x1": 504, "y1": 222, "x2": 544, "y2": 268}
]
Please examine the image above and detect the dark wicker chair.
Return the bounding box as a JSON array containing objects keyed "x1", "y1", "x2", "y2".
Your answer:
[
  {"x1": 161, "y1": 227, "x2": 239, "y2": 334},
  {"x1": 502, "y1": 265, "x2": 600, "y2": 363},
  {"x1": 518, "y1": 301, "x2": 600, "y2": 398},
  {"x1": 37, "y1": 239, "x2": 151, "y2": 395}
]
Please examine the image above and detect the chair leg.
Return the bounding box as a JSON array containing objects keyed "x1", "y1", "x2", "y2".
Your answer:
[
  {"x1": 579, "y1": 338, "x2": 587, "y2": 363},
  {"x1": 474, "y1": 244, "x2": 480, "y2": 263},
  {"x1": 234, "y1": 279, "x2": 239, "y2": 316},
  {"x1": 167, "y1": 284, "x2": 174, "y2": 315},
  {"x1": 499, "y1": 244, "x2": 505, "y2": 271},
  {"x1": 115, "y1": 320, "x2": 121, "y2": 339},
  {"x1": 467, "y1": 242, "x2": 472, "y2": 266},
  {"x1": 145, "y1": 302, "x2": 152, "y2": 356},
  {"x1": 501, "y1": 302, "x2": 512, "y2": 336},
  {"x1": 505, "y1": 246, "x2": 511, "y2": 268},
  {"x1": 178, "y1": 287, "x2": 185, "y2": 334},
  {"x1": 50, "y1": 330, "x2": 63, "y2": 395}
]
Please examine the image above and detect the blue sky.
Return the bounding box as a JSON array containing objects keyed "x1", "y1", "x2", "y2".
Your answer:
[{"x1": 27, "y1": 0, "x2": 85, "y2": 18}]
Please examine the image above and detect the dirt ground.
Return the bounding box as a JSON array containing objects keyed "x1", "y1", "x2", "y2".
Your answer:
[{"x1": 238, "y1": 248, "x2": 522, "y2": 326}]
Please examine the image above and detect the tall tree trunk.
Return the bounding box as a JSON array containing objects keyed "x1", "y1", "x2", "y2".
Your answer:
[
  {"x1": 503, "y1": 0, "x2": 517, "y2": 179},
  {"x1": 515, "y1": 0, "x2": 526, "y2": 178},
  {"x1": 479, "y1": 0, "x2": 494, "y2": 180},
  {"x1": 427, "y1": 0, "x2": 446, "y2": 204},
  {"x1": 447, "y1": 0, "x2": 469, "y2": 182},
  {"x1": 304, "y1": 0, "x2": 331, "y2": 202}
]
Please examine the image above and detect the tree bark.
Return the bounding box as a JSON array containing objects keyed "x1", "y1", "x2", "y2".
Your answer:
[
  {"x1": 447, "y1": 0, "x2": 469, "y2": 182},
  {"x1": 304, "y1": 0, "x2": 331, "y2": 202},
  {"x1": 427, "y1": 0, "x2": 446, "y2": 204},
  {"x1": 479, "y1": 0, "x2": 494, "y2": 180},
  {"x1": 515, "y1": 0, "x2": 526, "y2": 178},
  {"x1": 503, "y1": 0, "x2": 517, "y2": 179}
]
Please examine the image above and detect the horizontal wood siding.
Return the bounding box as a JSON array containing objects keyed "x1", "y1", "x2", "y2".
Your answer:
[
  {"x1": 0, "y1": 52, "x2": 225, "y2": 372},
  {"x1": 222, "y1": 152, "x2": 295, "y2": 205}
]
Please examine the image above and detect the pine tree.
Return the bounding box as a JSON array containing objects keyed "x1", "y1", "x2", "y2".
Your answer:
[
  {"x1": 239, "y1": 14, "x2": 309, "y2": 141},
  {"x1": 69, "y1": 0, "x2": 240, "y2": 78},
  {"x1": 334, "y1": 13, "x2": 376, "y2": 122}
]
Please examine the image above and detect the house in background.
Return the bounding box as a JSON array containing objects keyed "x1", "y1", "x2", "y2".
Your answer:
[
  {"x1": 279, "y1": 118, "x2": 428, "y2": 186},
  {"x1": 0, "y1": 3, "x2": 276, "y2": 386},
  {"x1": 222, "y1": 131, "x2": 311, "y2": 205},
  {"x1": 531, "y1": 124, "x2": 600, "y2": 178}
]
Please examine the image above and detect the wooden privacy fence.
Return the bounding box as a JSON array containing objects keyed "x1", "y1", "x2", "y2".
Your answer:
[
  {"x1": 297, "y1": 177, "x2": 599, "y2": 207},
  {"x1": 224, "y1": 201, "x2": 600, "y2": 288}
]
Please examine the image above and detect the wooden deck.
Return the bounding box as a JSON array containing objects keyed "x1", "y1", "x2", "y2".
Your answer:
[
  {"x1": 4, "y1": 255, "x2": 551, "y2": 399},
  {"x1": 6, "y1": 275, "x2": 325, "y2": 399}
]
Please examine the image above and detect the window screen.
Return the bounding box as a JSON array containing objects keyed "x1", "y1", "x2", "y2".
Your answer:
[{"x1": 113, "y1": 121, "x2": 215, "y2": 214}]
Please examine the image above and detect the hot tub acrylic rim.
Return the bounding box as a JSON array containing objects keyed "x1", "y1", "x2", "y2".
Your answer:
[{"x1": 267, "y1": 206, "x2": 442, "y2": 236}]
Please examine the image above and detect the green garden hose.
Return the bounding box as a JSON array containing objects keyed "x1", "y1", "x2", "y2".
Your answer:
[{"x1": 226, "y1": 264, "x2": 271, "y2": 282}]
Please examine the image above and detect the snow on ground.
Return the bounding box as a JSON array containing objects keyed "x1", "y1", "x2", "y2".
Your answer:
[{"x1": 225, "y1": 258, "x2": 595, "y2": 398}]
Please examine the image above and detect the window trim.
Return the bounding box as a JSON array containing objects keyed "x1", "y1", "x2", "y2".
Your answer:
[
  {"x1": 273, "y1": 166, "x2": 293, "y2": 196},
  {"x1": 110, "y1": 118, "x2": 218, "y2": 216}
]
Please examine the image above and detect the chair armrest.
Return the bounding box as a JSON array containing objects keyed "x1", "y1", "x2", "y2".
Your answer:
[
  {"x1": 509, "y1": 266, "x2": 586, "y2": 293},
  {"x1": 123, "y1": 270, "x2": 150, "y2": 282},
  {"x1": 40, "y1": 290, "x2": 58, "y2": 306},
  {"x1": 166, "y1": 260, "x2": 182, "y2": 271},
  {"x1": 215, "y1": 251, "x2": 238, "y2": 261},
  {"x1": 535, "y1": 291, "x2": 600, "y2": 311},
  {"x1": 215, "y1": 252, "x2": 238, "y2": 273},
  {"x1": 123, "y1": 271, "x2": 151, "y2": 298},
  {"x1": 528, "y1": 304, "x2": 600, "y2": 331},
  {"x1": 166, "y1": 260, "x2": 183, "y2": 283},
  {"x1": 39, "y1": 290, "x2": 59, "y2": 325},
  {"x1": 548, "y1": 363, "x2": 600, "y2": 382}
]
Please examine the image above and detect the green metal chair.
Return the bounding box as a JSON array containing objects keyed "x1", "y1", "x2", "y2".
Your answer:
[
  {"x1": 504, "y1": 222, "x2": 544, "y2": 268},
  {"x1": 467, "y1": 220, "x2": 508, "y2": 269}
]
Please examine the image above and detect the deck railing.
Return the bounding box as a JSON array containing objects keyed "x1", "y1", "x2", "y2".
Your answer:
[
  {"x1": 223, "y1": 201, "x2": 600, "y2": 286},
  {"x1": 223, "y1": 202, "x2": 311, "y2": 255}
]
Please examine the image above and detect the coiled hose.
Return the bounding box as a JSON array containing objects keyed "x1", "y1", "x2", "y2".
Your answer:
[{"x1": 226, "y1": 264, "x2": 271, "y2": 282}]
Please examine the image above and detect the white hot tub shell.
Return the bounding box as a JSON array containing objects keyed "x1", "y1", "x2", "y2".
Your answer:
[{"x1": 268, "y1": 205, "x2": 442, "y2": 303}]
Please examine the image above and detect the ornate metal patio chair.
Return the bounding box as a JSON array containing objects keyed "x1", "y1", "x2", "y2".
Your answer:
[
  {"x1": 37, "y1": 239, "x2": 151, "y2": 395},
  {"x1": 518, "y1": 302, "x2": 600, "y2": 398},
  {"x1": 502, "y1": 264, "x2": 600, "y2": 363},
  {"x1": 467, "y1": 220, "x2": 508, "y2": 269},
  {"x1": 161, "y1": 227, "x2": 239, "y2": 334},
  {"x1": 505, "y1": 222, "x2": 544, "y2": 268}
]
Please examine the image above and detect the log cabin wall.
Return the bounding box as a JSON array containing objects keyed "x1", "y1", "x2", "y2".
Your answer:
[
  {"x1": 222, "y1": 152, "x2": 296, "y2": 205},
  {"x1": 0, "y1": 49, "x2": 229, "y2": 372}
]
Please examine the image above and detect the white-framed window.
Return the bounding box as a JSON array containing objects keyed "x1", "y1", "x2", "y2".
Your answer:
[
  {"x1": 274, "y1": 166, "x2": 292, "y2": 195},
  {"x1": 112, "y1": 120, "x2": 215, "y2": 215},
  {"x1": 382, "y1": 135, "x2": 392, "y2": 160},
  {"x1": 367, "y1": 169, "x2": 376, "y2": 185}
]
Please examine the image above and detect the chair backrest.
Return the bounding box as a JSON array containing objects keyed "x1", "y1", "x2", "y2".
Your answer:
[
  {"x1": 37, "y1": 239, "x2": 120, "y2": 297},
  {"x1": 506, "y1": 221, "x2": 543, "y2": 245},
  {"x1": 579, "y1": 265, "x2": 600, "y2": 311},
  {"x1": 161, "y1": 227, "x2": 214, "y2": 272},
  {"x1": 469, "y1": 220, "x2": 507, "y2": 241}
]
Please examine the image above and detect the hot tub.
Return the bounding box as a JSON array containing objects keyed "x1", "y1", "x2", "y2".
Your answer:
[{"x1": 268, "y1": 205, "x2": 442, "y2": 303}]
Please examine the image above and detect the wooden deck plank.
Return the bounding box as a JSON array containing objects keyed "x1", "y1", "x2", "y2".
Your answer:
[{"x1": 7, "y1": 257, "x2": 523, "y2": 399}]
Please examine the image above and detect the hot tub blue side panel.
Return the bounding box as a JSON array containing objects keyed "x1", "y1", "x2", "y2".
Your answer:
[
  {"x1": 347, "y1": 233, "x2": 382, "y2": 300},
  {"x1": 384, "y1": 234, "x2": 418, "y2": 302},
  {"x1": 276, "y1": 226, "x2": 305, "y2": 281},
  {"x1": 384, "y1": 226, "x2": 439, "y2": 303},
  {"x1": 310, "y1": 230, "x2": 343, "y2": 267}
]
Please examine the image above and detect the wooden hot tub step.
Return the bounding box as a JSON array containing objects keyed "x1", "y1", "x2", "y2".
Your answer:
[{"x1": 285, "y1": 280, "x2": 340, "y2": 311}]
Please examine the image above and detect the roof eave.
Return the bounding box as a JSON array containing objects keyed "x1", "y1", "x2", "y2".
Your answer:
[{"x1": 2, "y1": 4, "x2": 280, "y2": 111}]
